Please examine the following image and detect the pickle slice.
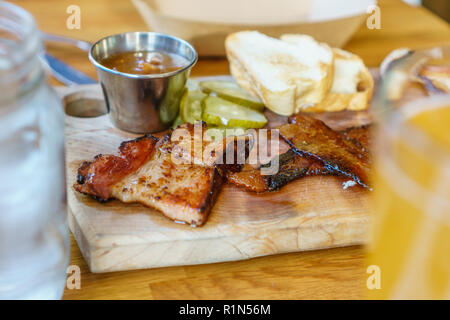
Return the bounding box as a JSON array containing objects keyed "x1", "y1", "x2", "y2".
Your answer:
[
  {"x1": 180, "y1": 89, "x2": 207, "y2": 124},
  {"x1": 185, "y1": 78, "x2": 200, "y2": 91},
  {"x1": 202, "y1": 96, "x2": 267, "y2": 129},
  {"x1": 205, "y1": 127, "x2": 247, "y2": 140},
  {"x1": 172, "y1": 114, "x2": 183, "y2": 128},
  {"x1": 199, "y1": 80, "x2": 264, "y2": 111}
]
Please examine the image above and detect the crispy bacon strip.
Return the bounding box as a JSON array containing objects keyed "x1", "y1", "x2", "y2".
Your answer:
[
  {"x1": 110, "y1": 134, "x2": 224, "y2": 225},
  {"x1": 340, "y1": 125, "x2": 372, "y2": 153},
  {"x1": 280, "y1": 113, "x2": 372, "y2": 187},
  {"x1": 74, "y1": 122, "x2": 250, "y2": 226},
  {"x1": 226, "y1": 164, "x2": 269, "y2": 193},
  {"x1": 74, "y1": 135, "x2": 158, "y2": 200},
  {"x1": 264, "y1": 150, "x2": 331, "y2": 190},
  {"x1": 227, "y1": 150, "x2": 331, "y2": 192},
  {"x1": 227, "y1": 122, "x2": 372, "y2": 192}
]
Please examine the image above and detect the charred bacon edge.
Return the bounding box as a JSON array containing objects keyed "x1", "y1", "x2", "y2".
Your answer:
[{"x1": 74, "y1": 134, "x2": 159, "y2": 201}]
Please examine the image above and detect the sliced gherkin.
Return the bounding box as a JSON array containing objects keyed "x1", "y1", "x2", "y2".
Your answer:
[
  {"x1": 205, "y1": 127, "x2": 247, "y2": 140},
  {"x1": 199, "y1": 80, "x2": 264, "y2": 111},
  {"x1": 185, "y1": 78, "x2": 200, "y2": 91},
  {"x1": 171, "y1": 114, "x2": 183, "y2": 128},
  {"x1": 202, "y1": 96, "x2": 267, "y2": 129},
  {"x1": 180, "y1": 89, "x2": 207, "y2": 124}
]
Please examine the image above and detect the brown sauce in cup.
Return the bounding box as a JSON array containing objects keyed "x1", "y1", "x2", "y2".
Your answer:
[{"x1": 101, "y1": 51, "x2": 189, "y2": 75}]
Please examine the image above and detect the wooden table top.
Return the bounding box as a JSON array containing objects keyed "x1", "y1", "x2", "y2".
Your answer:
[{"x1": 14, "y1": 0, "x2": 450, "y2": 299}]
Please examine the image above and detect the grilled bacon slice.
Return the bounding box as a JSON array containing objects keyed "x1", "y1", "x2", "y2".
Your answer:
[
  {"x1": 340, "y1": 125, "x2": 372, "y2": 153},
  {"x1": 74, "y1": 122, "x2": 249, "y2": 226},
  {"x1": 74, "y1": 135, "x2": 158, "y2": 200},
  {"x1": 226, "y1": 164, "x2": 270, "y2": 193},
  {"x1": 227, "y1": 125, "x2": 371, "y2": 193},
  {"x1": 227, "y1": 121, "x2": 372, "y2": 192},
  {"x1": 264, "y1": 150, "x2": 331, "y2": 190},
  {"x1": 226, "y1": 150, "x2": 331, "y2": 192},
  {"x1": 280, "y1": 113, "x2": 372, "y2": 187},
  {"x1": 109, "y1": 134, "x2": 224, "y2": 226}
]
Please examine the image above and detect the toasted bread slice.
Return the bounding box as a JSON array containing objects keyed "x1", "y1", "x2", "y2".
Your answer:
[
  {"x1": 282, "y1": 35, "x2": 373, "y2": 112},
  {"x1": 226, "y1": 31, "x2": 333, "y2": 116},
  {"x1": 419, "y1": 63, "x2": 450, "y2": 93},
  {"x1": 312, "y1": 48, "x2": 373, "y2": 112}
]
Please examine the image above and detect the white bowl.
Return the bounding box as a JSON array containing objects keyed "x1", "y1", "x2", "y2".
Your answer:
[{"x1": 132, "y1": 0, "x2": 377, "y2": 56}]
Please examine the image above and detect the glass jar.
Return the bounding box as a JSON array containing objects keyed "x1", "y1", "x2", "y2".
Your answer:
[
  {"x1": 0, "y1": 2, "x2": 69, "y2": 299},
  {"x1": 368, "y1": 46, "x2": 450, "y2": 299}
]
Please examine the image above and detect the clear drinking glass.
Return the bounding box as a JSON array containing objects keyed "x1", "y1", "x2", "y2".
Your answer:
[
  {"x1": 0, "y1": 2, "x2": 69, "y2": 299},
  {"x1": 367, "y1": 46, "x2": 450, "y2": 299}
]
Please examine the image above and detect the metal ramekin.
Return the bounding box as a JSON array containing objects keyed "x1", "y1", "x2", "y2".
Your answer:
[{"x1": 89, "y1": 32, "x2": 197, "y2": 133}]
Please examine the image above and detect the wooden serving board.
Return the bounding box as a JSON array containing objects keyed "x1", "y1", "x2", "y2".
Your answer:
[{"x1": 57, "y1": 80, "x2": 371, "y2": 273}]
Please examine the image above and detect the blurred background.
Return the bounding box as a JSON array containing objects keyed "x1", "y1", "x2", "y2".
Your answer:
[
  {"x1": 11, "y1": 0, "x2": 450, "y2": 84},
  {"x1": 423, "y1": 0, "x2": 450, "y2": 22},
  {"x1": 2, "y1": 0, "x2": 449, "y2": 300}
]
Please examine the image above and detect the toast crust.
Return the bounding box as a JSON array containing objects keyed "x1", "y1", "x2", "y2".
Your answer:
[{"x1": 280, "y1": 38, "x2": 373, "y2": 112}]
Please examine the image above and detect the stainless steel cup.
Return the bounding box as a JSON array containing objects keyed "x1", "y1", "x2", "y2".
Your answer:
[{"x1": 89, "y1": 32, "x2": 197, "y2": 133}]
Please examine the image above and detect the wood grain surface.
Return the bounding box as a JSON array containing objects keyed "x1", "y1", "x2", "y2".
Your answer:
[
  {"x1": 59, "y1": 84, "x2": 370, "y2": 273},
  {"x1": 11, "y1": 0, "x2": 450, "y2": 299}
]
